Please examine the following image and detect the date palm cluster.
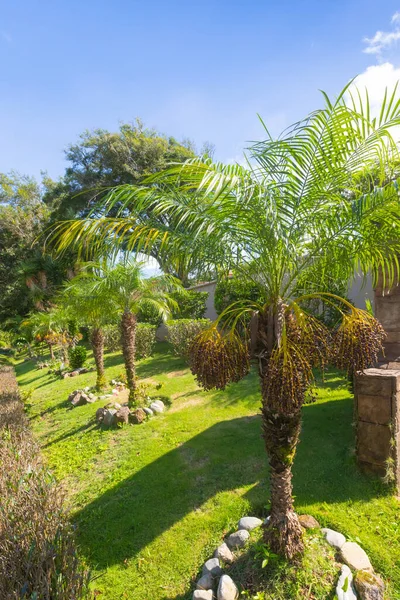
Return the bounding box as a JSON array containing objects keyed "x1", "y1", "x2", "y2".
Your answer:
[{"x1": 189, "y1": 328, "x2": 250, "y2": 391}]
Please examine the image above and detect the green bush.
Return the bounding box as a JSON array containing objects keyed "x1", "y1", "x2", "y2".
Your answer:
[
  {"x1": 167, "y1": 319, "x2": 211, "y2": 361},
  {"x1": 214, "y1": 276, "x2": 263, "y2": 317},
  {"x1": 103, "y1": 324, "x2": 121, "y2": 352},
  {"x1": 68, "y1": 345, "x2": 87, "y2": 369},
  {"x1": 137, "y1": 301, "x2": 164, "y2": 326},
  {"x1": 170, "y1": 290, "x2": 208, "y2": 319},
  {"x1": 136, "y1": 323, "x2": 157, "y2": 358}
]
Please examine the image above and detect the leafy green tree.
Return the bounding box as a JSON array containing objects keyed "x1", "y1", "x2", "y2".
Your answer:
[
  {"x1": 45, "y1": 120, "x2": 198, "y2": 219},
  {"x1": 53, "y1": 84, "x2": 400, "y2": 558}
]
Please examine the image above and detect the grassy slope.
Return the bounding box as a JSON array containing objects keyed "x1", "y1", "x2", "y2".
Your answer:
[{"x1": 15, "y1": 344, "x2": 400, "y2": 600}]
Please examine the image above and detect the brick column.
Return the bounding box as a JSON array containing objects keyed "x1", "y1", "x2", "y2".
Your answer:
[
  {"x1": 375, "y1": 275, "x2": 400, "y2": 361},
  {"x1": 355, "y1": 368, "x2": 400, "y2": 489}
]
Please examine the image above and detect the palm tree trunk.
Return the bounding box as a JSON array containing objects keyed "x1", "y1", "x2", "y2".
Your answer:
[
  {"x1": 261, "y1": 408, "x2": 304, "y2": 559},
  {"x1": 121, "y1": 310, "x2": 137, "y2": 405},
  {"x1": 47, "y1": 342, "x2": 55, "y2": 360},
  {"x1": 258, "y1": 300, "x2": 304, "y2": 560},
  {"x1": 90, "y1": 327, "x2": 106, "y2": 390}
]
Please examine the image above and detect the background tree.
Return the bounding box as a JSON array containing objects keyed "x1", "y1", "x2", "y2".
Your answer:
[{"x1": 54, "y1": 84, "x2": 400, "y2": 559}]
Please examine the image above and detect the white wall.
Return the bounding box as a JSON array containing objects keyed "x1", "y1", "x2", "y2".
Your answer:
[{"x1": 347, "y1": 272, "x2": 374, "y2": 310}]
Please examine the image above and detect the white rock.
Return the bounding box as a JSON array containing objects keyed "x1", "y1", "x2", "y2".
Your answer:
[
  {"x1": 150, "y1": 401, "x2": 164, "y2": 413},
  {"x1": 214, "y1": 542, "x2": 234, "y2": 564},
  {"x1": 336, "y1": 565, "x2": 357, "y2": 600},
  {"x1": 143, "y1": 407, "x2": 154, "y2": 416},
  {"x1": 226, "y1": 529, "x2": 249, "y2": 550},
  {"x1": 196, "y1": 572, "x2": 213, "y2": 590},
  {"x1": 264, "y1": 516, "x2": 271, "y2": 526},
  {"x1": 322, "y1": 528, "x2": 346, "y2": 550},
  {"x1": 341, "y1": 541, "x2": 372, "y2": 571},
  {"x1": 113, "y1": 402, "x2": 122, "y2": 410},
  {"x1": 238, "y1": 516, "x2": 263, "y2": 531},
  {"x1": 193, "y1": 590, "x2": 213, "y2": 600},
  {"x1": 202, "y1": 557, "x2": 222, "y2": 577},
  {"x1": 217, "y1": 574, "x2": 239, "y2": 600}
]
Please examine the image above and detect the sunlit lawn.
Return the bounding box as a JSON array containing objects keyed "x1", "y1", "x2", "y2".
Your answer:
[{"x1": 15, "y1": 343, "x2": 400, "y2": 599}]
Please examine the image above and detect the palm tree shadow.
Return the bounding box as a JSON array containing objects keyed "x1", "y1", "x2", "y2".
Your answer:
[{"x1": 73, "y1": 389, "x2": 388, "y2": 573}]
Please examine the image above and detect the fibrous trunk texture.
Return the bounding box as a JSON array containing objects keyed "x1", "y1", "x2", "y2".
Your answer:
[
  {"x1": 261, "y1": 408, "x2": 304, "y2": 559},
  {"x1": 258, "y1": 300, "x2": 304, "y2": 560},
  {"x1": 121, "y1": 311, "x2": 137, "y2": 405},
  {"x1": 90, "y1": 327, "x2": 106, "y2": 390}
]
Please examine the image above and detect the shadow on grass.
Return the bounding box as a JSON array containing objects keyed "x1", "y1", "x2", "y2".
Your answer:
[
  {"x1": 43, "y1": 419, "x2": 97, "y2": 448},
  {"x1": 74, "y1": 390, "x2": 388, "y2": 573}
]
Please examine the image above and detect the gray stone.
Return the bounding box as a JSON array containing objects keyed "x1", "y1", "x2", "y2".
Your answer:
[
  {"x1": 193, "y1": 591, "x2": 213, "y2": 600},
  {"x1": 336, "y1": 565, "x2": 357, "y2": 600},
  {"x1": 202, "y1": 557, "x2": 222, "y2": 577},
  {"x1": 115, "y1": 406, "x2": 130, "y2": 425},
  {"x1": 238, "y1": 516, "x2": 263, "y2": 531},
  {"x1": 95, "y1": 407, "x2": 106, "y2": 424},
  {"x1": 263, "y1": 516, "x2": 271, "y2": 525},
  {"x1": 217, "y1": 574, "x2": 239, "y2": 600},
  {"x1": 196, "y1": 572, "x2": 213, "y2": 590},
  {"x1": 214, "y1": 542, "x2": 234, "y2": 564},
  {"x1": 103, "y1": 408, "x2": 117, "y2": 427},
  {"x1": 354, "y1": 570, "x2": 385, "y2": 600},
  {"x1": 341, "y1": 541, "x2": 372, "y2": 571},
  {"x1": 322, "y1": 528, "x2": 346, "y2": 550},
  {"x1": 150, "y1": 401, "x2": 165, "y2": 413},
  {"x1": 70, "y1": 392, "x2": 86, "y2": 407},
  {"x1": 226, "y1": 529, "x2": 249, "y2": 550},
  {"x1": 143, "y1": 407, "x2": 154, "y2": 416}
]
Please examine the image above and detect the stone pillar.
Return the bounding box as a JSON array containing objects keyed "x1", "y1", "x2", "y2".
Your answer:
[
  {"x1": 375, "y1": 275, "x2": 400, "y2": 361},
  {"x1": 355, "y1": 368, "x2": 400, "y2": 489}
]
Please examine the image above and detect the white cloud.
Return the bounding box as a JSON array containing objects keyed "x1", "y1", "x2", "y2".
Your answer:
[
  {"x1": 363, "y1": 12, "x2": 400, "y2": 55},
  {"x1": 346, "y1": 63, "x2": 400, "y2": 142}
]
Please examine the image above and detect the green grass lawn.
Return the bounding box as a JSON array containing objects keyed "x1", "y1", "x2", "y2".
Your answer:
[{"x1": 15, "y1": 344, "x2": 400, "y2": 600}]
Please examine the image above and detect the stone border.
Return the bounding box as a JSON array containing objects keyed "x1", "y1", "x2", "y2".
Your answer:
[{"x1": 192, "y1": 515, "x2": 385, "y2": 600}]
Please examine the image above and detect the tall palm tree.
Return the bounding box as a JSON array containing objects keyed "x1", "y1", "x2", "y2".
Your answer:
[
  {"x1": 52, "y1": 84, "x2": 400, "y2": 558},
  {"x1": 86, "y1": 261, "x2": 178, "y2": 405},
  {"x1": 61, "y1": 276, "x2": 117, "y2": 390}
]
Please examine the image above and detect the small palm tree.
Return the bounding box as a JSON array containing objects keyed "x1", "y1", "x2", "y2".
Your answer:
[
  {"x1": 86, "y1": 260, "x2": 178, "y2": 404},
  {"x1": 24, "y1": 309, "x2": 69, "y2": 360},
  {"x1": 61, "y1": 276, "x2": 116, "y2": 390},
  {"x1": 52, "y1": 83, "x2": 400, "y2": 558}
]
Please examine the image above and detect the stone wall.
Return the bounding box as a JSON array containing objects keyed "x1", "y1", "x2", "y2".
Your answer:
[
  {"x1": 374, "y1": 275, "x2": 400, "y2": 361},
  {"x1": 355, "y1": 368, "x2": 400, "y2": 487}
]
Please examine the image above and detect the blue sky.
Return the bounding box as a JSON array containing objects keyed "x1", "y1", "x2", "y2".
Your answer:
[{"x1": 1, "y1": 0, "x2": 400, "y2": 180}]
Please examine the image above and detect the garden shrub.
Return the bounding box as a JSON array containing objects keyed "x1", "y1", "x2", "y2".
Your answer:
[
  {"x1": 103, "y1": 324, "x2": 121, "y2": 352},
  {"x1": 137, "y1": 300, "x2": 164, "y2": 326},
  {"x1": 103, "y1": 323, "x2": 156, "y2": 358},
  {"x1": 214, "y1": 275, "x2": 263, "y2": 318},
  {"x1": 68, "y1": 345, "x2": 87, "y2": 369},
  {"x1": 136, "y1": 323, "x2": 157, "y2": 358},
  {"x1": 0, "y1": 366, "x2": 89, "y2": 599},
  {"x1": 167, "y1": 318, "x2": 211, "y2": 360},
  {"x1": 170, "y1": 290, "x2": 208, "y2": 319}
]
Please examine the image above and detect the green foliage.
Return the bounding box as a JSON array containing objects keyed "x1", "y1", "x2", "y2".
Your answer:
[
  {"x1": 214, "y1": 275, "x2": 263, "y2": 317},
  {"x1": 171, "y1": 289, "x2": 207, "y2": 319},
  {"x1": 136, "y1": 323, "x2": 156, "y2": 358},
  {"x1": 137, "y1": 300, "x2": 164, "y2": 326},
  {"x1": 68, "y1": 345, "x2": 87, "y2": 369},
  {"x1": 167, "y1": 318, "x2": 211, "y2": 360},
  {"x1": 103, "y1": 324, "x2": 121, "y2": 352}
]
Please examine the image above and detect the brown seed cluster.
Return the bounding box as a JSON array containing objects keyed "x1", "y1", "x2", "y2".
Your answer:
[
  {"x1": 262, "y1": 342, "x2": 313, "y2": 414},
  {"x1": 189, "y1": 329, "x2": 250, "y2": 390},
  {"x1": 333, "y1": 312, "x2": 386, "y2": 374}
]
